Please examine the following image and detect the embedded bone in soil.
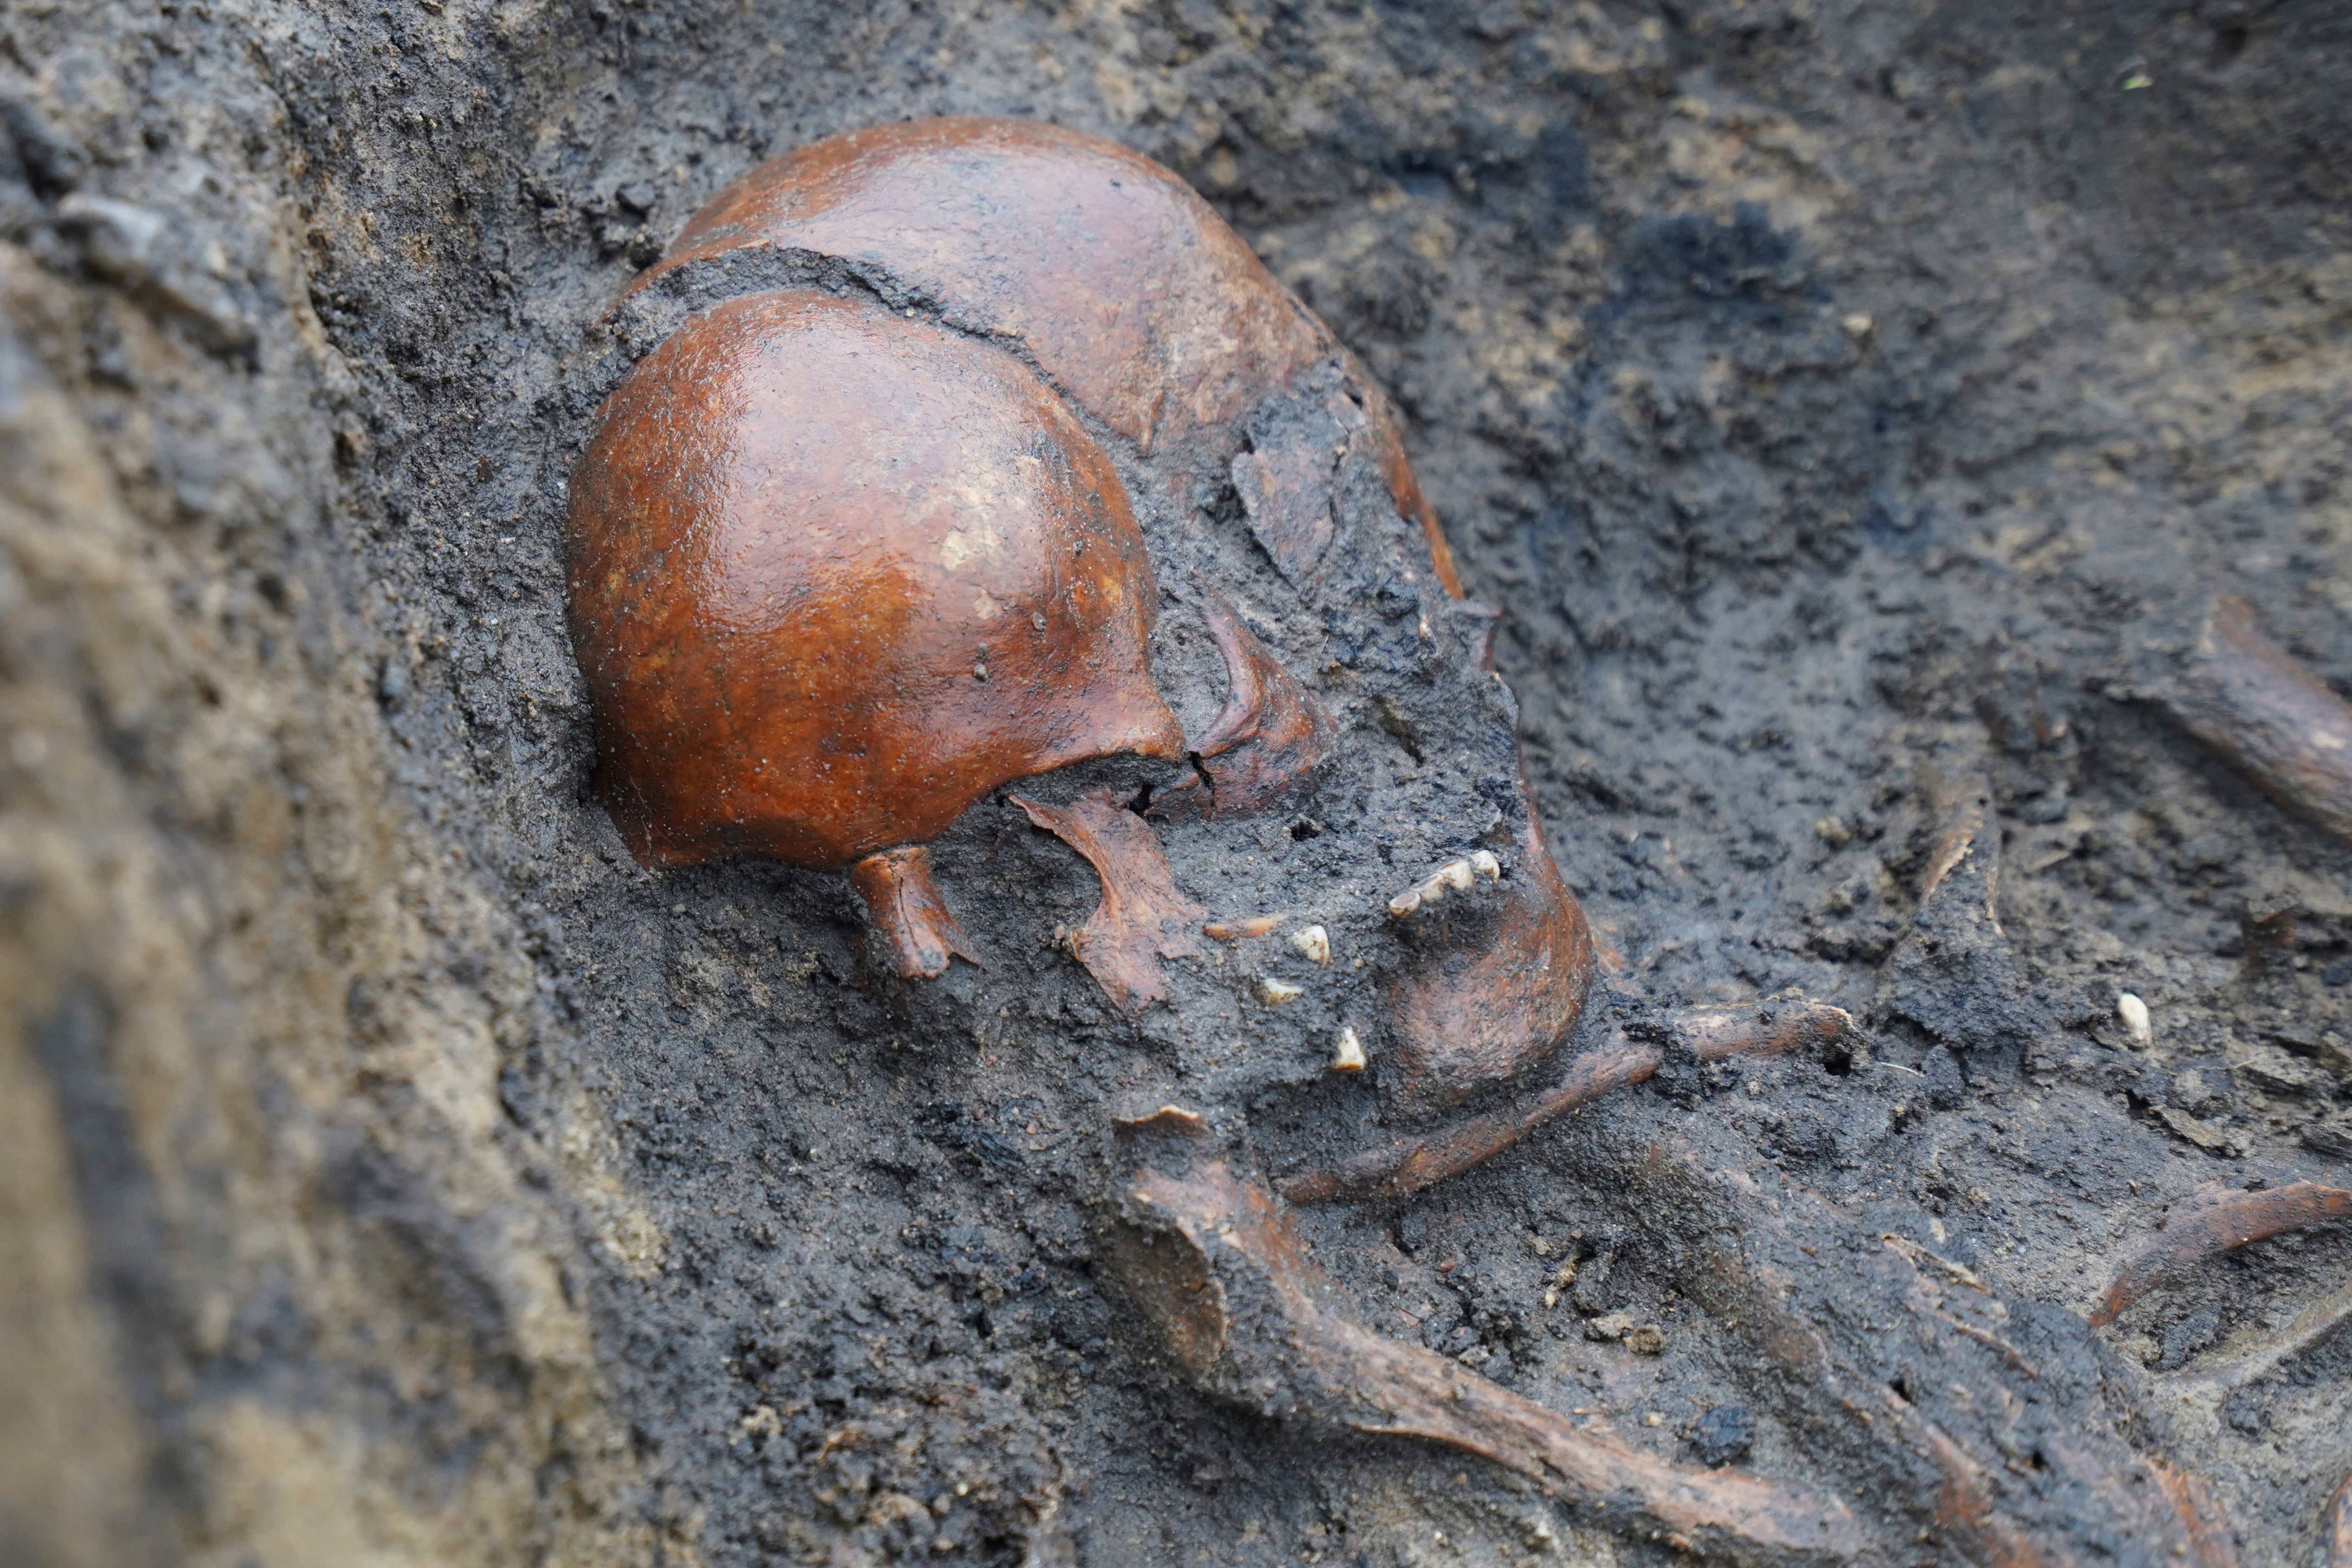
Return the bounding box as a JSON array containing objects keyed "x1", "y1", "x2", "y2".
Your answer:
[
  {"x1": 1615, "y1": 1138, "x2": 2237, "y2": 1567},
  {"x1": 1010, "y1": 788, "x2": 1204, "y2": 1013},
  {"x1": 1280, "y1": 1000, "x2": 1858, "y2": 1204},
  {"x1": 626, "y1": 116, "x2": 1462, "y2": 594},
  {"x1": 2155, "y1": 594, "x2": 2352, "y2": 846},
  {"x1": 1181, "y1": 593, "x2": 1339, "y2": 817},
  {"x1": 1379, "y1": 812, "x2": 1594, "y2": 1115},
  {"x1": 846, "y1": 845, "x2": 981, "y2": 979},
  {"x1": 2327, "y1": 1472, "x2": 2352, "y2": 1568},
  {"x1": 1102, "y1": 1127, "x2": 1866, "y2": 1565},
  {"x1": 2088, "y1": 1181, "x2": 2352, "y2": 1328},
  {"x1": 565, "y1": 288, "x2": 1187, "y2": 978}
]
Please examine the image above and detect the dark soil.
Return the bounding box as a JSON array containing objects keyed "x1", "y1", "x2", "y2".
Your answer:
[{"x1": 3, "y1": 2, "x2": 2349, "y2": 1566}]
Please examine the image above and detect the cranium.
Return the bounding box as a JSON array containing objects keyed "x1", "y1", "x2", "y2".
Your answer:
[{"x1": 564, "y1": 118, "x2": 2257, "y2": 1565}]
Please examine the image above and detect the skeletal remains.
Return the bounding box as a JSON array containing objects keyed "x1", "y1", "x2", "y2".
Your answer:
[{"x1": 566, "y1": 119, "x2": 2352, "y2": 1564}]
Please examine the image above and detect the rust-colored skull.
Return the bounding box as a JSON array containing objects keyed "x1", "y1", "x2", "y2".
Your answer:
[
  {"x1": 629, "y1": 116, "x2": 1462, "y2": 598},
  {"x1": 568, "y1": 288, "x2": 1183, "y2": 971}
]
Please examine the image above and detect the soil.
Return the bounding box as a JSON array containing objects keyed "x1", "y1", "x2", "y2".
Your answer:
[{"x1": 3, "y1": 2, "x2": 2349, "y2": 1566}]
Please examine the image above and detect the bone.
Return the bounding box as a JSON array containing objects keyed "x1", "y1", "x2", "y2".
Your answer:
[
  {"x1": 626, "y1": 118, "x2": 1465, "y2": 595},
  {"x1": 568, "y1": 288, "x2": 1182, "y2": 873},
  {"x1": 1010, "y1": 789, "x2": 1205, "y2": 1013},
  {"x1": 1380, "y1": 799, "x2": 1596, "y2": 1116},
  {"x1": 1183, "y1": 594, "x2": 1339, "y2": 817},
  {"x1": 2329, "y1": 1472, "x2": 2352, "y2": 1568},
  {"x1": 848, "y1": 845, "x2": 982, "y2": 978},
  {"x1": 1289, "y1": 924, "x2": 1330, "y2": 966},
  {"x1": 1104, "y1": 1127, "x2": 1866, "y2": 1565},
  {"x1": 1618, "y1": 1139, "x2": 2236, "y2": 1568},
  {"x1": 2087, "y1": 1181, "x2": 2352, "y2": 1328},
  {"x1": 2154, "y1": 595, "x2": 2352, "y2": 845},
  {"x1": 2174, "y1": 1267, "x2": 2352, "y2": 1393},
  {"x1": 1330, "y1": 1027, "x2": 1366, "y2": 1072},
  {"x1": 1281, "y1": 1000, "x2": 1857, "y2": 1204}
]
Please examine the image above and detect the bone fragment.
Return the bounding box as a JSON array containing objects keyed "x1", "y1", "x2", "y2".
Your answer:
[
  {"x1": 1010, "y1": 789, "x2": 1205, "y2": 1013},
  {"x1": 1281, "y1": 1000, "x2": 1855, "y2": 1203},
  {"x1": 1104, "y1": 1129, "x2": 1865, "y2": 1565},
  {"x1": 1203, "y1": 913, "x2": 1287, "y2": 941},
  {"x1": 2116, "y1": 992, "x2": 2152, "y2": 1045},
  {"x1": 2174, "y1": 1265, "x2": 2352, "y2": 1393},
  {"x1": 1185, "y1": 594, "x2": 1339, "y2": 816},
  {"x1": 2155, "y1": 595, "x2": 2352, "y2": 845},
  {"x1": 1380, "y1": 799, "x2": 1597, "y2": 1114},
  {"x1": 2328, "y1": 1471, "x2": 2352, "y2": 1568},
  {"x1": 1290, "y1": 924, "x2": 1330, "y2": 966},
  {"x1": 1256, "y1": 976, "x2": 1304, "y2": 1006},
  {"x1": 1282, "y1": 1042, "x2": 1657, "y2": 1204},
  {"x1": 2088, "y1": 1181, "x2": 2352, "y2": 1327},
  {"x1": 1330, "y1": 1027, "x2": 1366, "y2": 1072},
  {"x1": 1619, "y1": 1140, "x2": 2236, "y2": 1568},
  {"x1": 849, "y1": 845, "x2": 982, "y2": 978}
]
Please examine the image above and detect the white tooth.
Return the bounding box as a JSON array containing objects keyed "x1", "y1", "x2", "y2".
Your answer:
[
  {"x1": 2116, "y1": 992, "x2": 2152, "y2": 1045},
  {"x1": 1386, "y1": 889, "x2": 1423, "y2": 919},
  {"x1": 1290, "y1": 924, "x2": 1331, "y2": 966},
  {"x1": 1331, "y1": 1027, "x2": 1366, "y2": 1072},
  {"x1": 1436, "y1": 858, "x2": 1476, "y2": 893},
  {"x1": 1257, "y1": 976, "x2": 1305, "y2": 1006},
  {"x1": 1469, "y1": 850, "x2": 1502, "y2": 881}
]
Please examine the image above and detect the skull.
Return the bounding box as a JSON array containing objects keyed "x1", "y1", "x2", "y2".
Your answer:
[{"x1": 571, "y1": 116, "x2": 1594, "y2": 1107}]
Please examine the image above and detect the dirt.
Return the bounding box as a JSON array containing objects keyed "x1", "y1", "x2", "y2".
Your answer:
[{"x1": 3, "y1": 2, "x2": 2350, "y2": 1566}]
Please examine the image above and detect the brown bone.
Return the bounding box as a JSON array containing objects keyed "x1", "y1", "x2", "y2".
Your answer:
[
  {"x1": 1103, "y1": 1122, "x2": 1867, "y2": 1564},
  {"x1": 1009, "y1": 788, "x2": 1204, "y2": 1013},
  {"x1": 2088, "y1": 1181, "x2": 2352, "y2": 1328},
  {"x1": 847, "y1": 846, "x2": 982, "y2": 980},
  {"x1": 566, "y1": 289, "x2": 1184, "y2": 976},
  {"x1": 1161, "y1": 593, "x2": 1338, "y2": 819},
  {"x1": 1281, "y1": 1000, "x2": 1860, "y2": 1204},
  {"x1": 627, "y1": 117, "x2": 1464, "y2": 597},
  {"x1": 2156, "y1": 595, "x2": 2352, "y2": 845},
  {"x1": 1380, "y1": 802, "x2": 1596, "y2": 1116}
]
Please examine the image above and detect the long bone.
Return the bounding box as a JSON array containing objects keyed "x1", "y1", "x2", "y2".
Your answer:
[
  {"x1": 1608, "y1": 1137, "x2": 2239, "y2": 1568},
  {"x1": 1281, "y1": 999, "x2": 1860, "y2": 1204},
  {"x1": 2152, "y1": 595, "x2": 2352, "y2": 847},
  {"x1": 1102, "y1": 1110, "x2": 1868, "y2": 1565}
]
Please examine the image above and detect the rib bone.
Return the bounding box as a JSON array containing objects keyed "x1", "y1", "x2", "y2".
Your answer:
[
  {"x1": 2156, "y1": 595, "x2": 2352, "y2": 845},
  {"x1": 2088, "y1": 1181, "x2": 2352, "y2": 1328}
]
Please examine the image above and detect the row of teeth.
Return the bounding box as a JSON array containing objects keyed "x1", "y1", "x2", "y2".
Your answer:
[{"x1": 1386, "y1": 851, "x2": 1502, "y2": 918}]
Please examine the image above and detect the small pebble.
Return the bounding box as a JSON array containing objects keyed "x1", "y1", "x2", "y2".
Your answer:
[
  {"x1": 1626, "y1": 1323, "x2": 1666, "y2": 1356},
  {"x1": 2322, "y1": 961, "x2": 2352, "y2": 987},
  {"x1": 2117, "y1": 992, "x2": 2152, "y2": 1045}
]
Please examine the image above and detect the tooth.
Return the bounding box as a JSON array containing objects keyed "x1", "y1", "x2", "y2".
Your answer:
[
  {"x1": 1386, "y1": 888, "x2": 1423, "y2": 919},
  {"x1": 1331, "y1": 1027, "x2": 1367, "y2": 1072},
  {"x1": 1289, "y1": 924, "x2": 1330, "y2": 966},
  {"x1": 1203, "y1": 912, "x2": 1288, "y2": 941},
  {"x1": 1469, "y1": 850, "x2": 1502, "y2": 881},
  {"x1": 1434, "y1": 857, "x2": 1476, "y2": 894},
  {"x1": 1257, "y1": 976, "x2": 1304, "y2": 1006}
]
